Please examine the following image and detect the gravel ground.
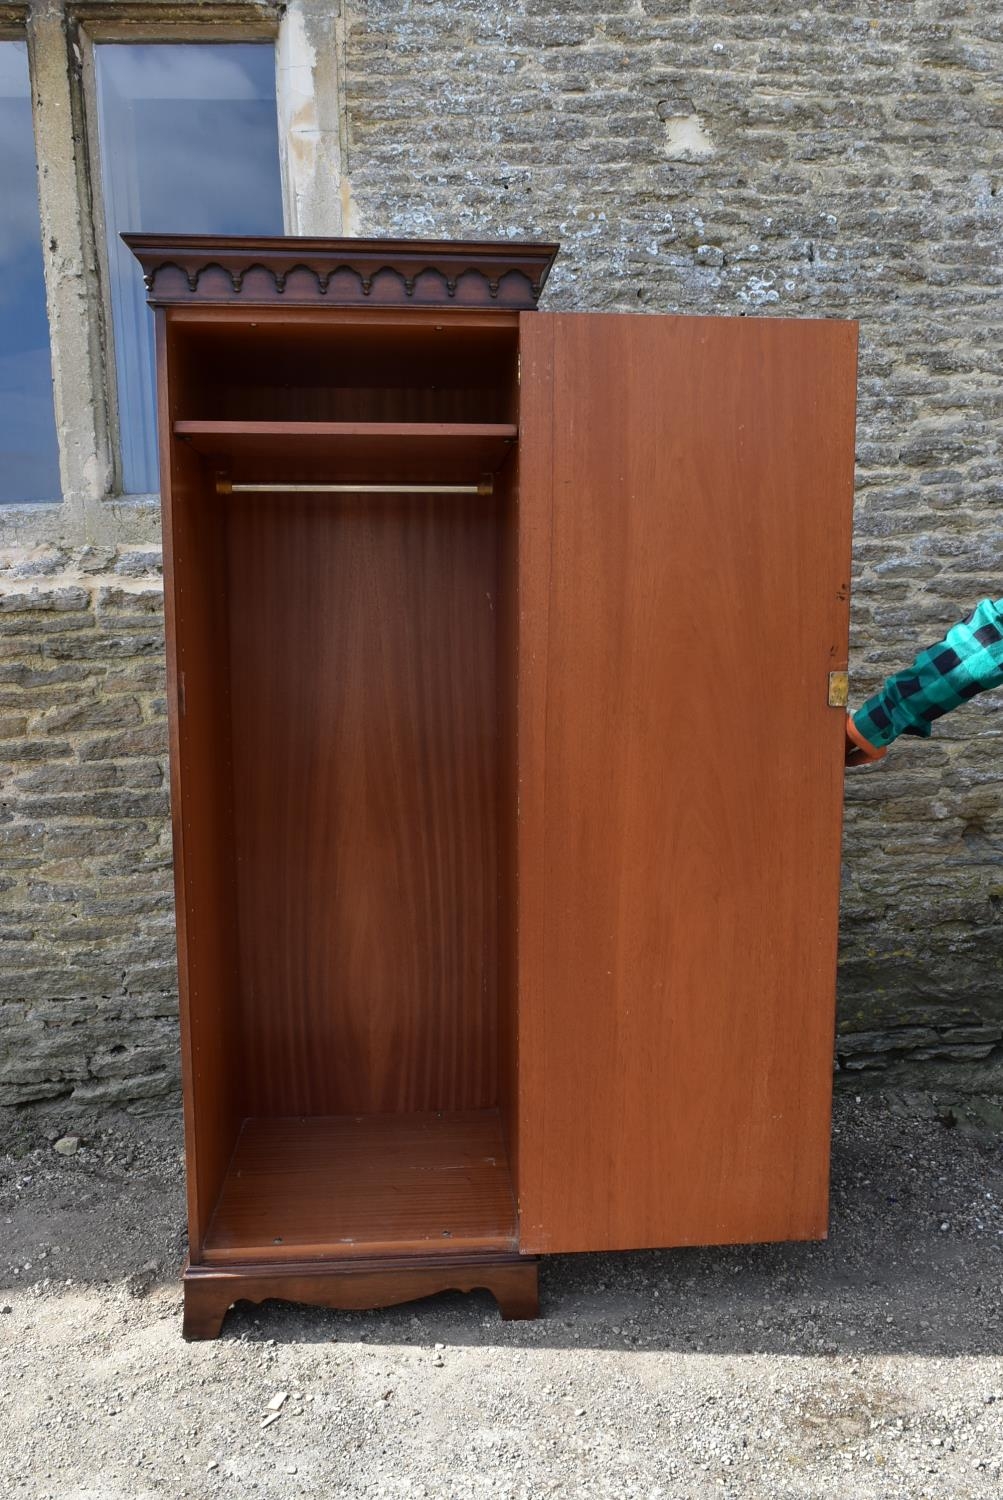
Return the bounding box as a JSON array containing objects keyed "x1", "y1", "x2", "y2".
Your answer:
[{"x1": 2, "y1": 1085, "x2": 1003, "y2": 1499}]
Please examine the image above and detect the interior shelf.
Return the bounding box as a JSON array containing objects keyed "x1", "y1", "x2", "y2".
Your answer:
[
  {"x1": 202, "y1": 1110, "x2": 518, "y2": 1264},
  {"x1": 174, "y1": 420, "x2": 518, "y2": 485}
]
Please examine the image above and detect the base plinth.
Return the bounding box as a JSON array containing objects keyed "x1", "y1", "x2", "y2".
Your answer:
[{"x1": 182, "y1": 1253, "x2": 540, "y2": 1340}]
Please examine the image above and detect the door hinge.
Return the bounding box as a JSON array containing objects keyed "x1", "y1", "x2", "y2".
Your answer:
[{"x1": 828, "y1": 671, "x2": 849, "y2": 708}]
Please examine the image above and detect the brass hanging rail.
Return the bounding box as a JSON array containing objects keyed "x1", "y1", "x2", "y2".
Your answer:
[{"x1": 215, "y1": 476, "x2": 494, "y2": 496}]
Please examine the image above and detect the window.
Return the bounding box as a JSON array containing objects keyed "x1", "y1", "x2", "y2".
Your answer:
[
  {"x1": 0, "y1": 41, "x2": 60, "y2": 504},
  {"x1": 94, "y1": 42, "x2": 283, "y2": 494}
]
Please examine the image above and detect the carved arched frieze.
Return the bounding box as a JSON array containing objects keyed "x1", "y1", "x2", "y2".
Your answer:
[{"x1": 125, "y1": 234, "x2": 559, "y2": 311}]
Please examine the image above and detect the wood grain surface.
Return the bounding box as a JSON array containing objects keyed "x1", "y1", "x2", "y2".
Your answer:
[
  {"x1": 226, "y1": 488, "x2": 501, "y2": 1117},
  {"x1": 173, "y1": 420, "x2": 517, "y2": 485},
  {"x1": 202, "y1": 1110, "x2": 518, "y2": 1262},
  {"x1": 158, "y1": 312, "x2": 243, "y2": 1257},
  {"x1": 124, "y1": 234, "x2": 558, "y2": 311},
  {"x1": 169, "y1": 310, "x2": 520, "y2": 426},
  {"x1": 159, "y1": 282, "x2": 855, "y2": 1289},
  {"x1": 515, "y1": 310, "x2": 857, "y2": 1255}
]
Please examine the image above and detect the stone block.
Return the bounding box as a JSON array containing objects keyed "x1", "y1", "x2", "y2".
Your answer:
[
  {"x1": 77, "y1": 725, "x2": 169, "y2": 761},
  {"x1": 96, "y1": 587, "x2": 164, "y2": 613},
  {"x1": 113, "y1": 550, "x2": 163, "y2": 578},
  {"x1": 42, "y1": 632, "x2": 164, "y2": 661},
  {"x1": 70, "y1": 1070, "x2": 176, "y2": 1105},
  {"x1": 33, "y1": 697, "x2": 142, "y2": 734},
  {"x1": 0, "y1": 587, "x2": 90, "y2": 613}
]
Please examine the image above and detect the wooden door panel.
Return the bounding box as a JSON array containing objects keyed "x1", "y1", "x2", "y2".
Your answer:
[{"x1": 516, "y1": 311, "x2": 857, "y2": 1254}]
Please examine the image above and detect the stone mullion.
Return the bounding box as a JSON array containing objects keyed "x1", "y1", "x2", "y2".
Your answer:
[{"x1": 275, "y1": 0, "x2": 358, "y2": 237}]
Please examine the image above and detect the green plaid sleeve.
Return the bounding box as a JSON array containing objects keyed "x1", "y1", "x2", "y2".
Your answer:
[{"x1": 852, "y1": 597, "x2": 1003, "y2": 749}]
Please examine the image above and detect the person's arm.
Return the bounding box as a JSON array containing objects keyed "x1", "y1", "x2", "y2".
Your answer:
[{"x1": 847, "y1": 597, "x2": 1003, "y2": 764}]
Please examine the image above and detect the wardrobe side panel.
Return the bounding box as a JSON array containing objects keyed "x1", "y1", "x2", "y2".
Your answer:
[
  {"x1": 160, "y1": 311, "x2": 243, "y2": 1255},
  {"x1": 517, "y1": 311, "x2": 857, "y2": 1254}
]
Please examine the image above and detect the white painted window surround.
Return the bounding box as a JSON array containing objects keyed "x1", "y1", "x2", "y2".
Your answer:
[{"x1": 275, "y1": 1, "x2": 356, "y2": 239}]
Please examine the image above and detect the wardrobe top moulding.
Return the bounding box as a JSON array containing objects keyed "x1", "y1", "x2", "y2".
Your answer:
[{"x1": 121, "y1": 233, "x2": 560, "y2": 310}]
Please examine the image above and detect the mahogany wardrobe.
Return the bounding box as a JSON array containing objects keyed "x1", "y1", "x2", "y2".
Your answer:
[{"x1": 125, "y1": 234, "x2": 857, "y2": 1340}]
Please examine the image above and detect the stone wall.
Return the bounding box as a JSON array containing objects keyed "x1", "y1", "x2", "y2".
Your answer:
[
  {"x1": 341, "y1": 0, "x2": 1003, "y2": 1078},
  {"x1": 0, "y1": 548, "x2": 175, "y2": 1107},
  {"x1": 2, "y1": 0, "x2": 1002, "y2": 1109}
]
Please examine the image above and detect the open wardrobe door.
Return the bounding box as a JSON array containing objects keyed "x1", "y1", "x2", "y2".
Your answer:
[{"x1": 514, "y1": 310, "x2": 857, "y2": 1256}]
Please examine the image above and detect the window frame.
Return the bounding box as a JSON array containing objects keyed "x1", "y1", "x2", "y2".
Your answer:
[
  {"x1": 0, "y1": 2, "x2": 287, "y2": 530},
  {"x1": 75, "y1": 8, "x2": 283, "y2": 502},
  {"x1": 0, "y1": 8, "x2": 29, "y2": 45}
]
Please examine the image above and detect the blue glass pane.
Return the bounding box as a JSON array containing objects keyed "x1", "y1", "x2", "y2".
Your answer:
[
  {"x1": 0, "y1": 42, "x2": 61, "y2": 504},
  {"x1": 95, "y1": 44, "x2": 283, "y2": 494}
]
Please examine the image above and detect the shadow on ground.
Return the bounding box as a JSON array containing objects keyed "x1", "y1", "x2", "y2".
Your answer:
[{"x1": 2, "y1": 1084, "x2": 1001, "y2": 1359}]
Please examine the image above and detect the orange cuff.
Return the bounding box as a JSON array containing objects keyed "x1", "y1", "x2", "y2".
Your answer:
[{"x1": 845, "y1": 714, "x2": 888, "y2": 766}]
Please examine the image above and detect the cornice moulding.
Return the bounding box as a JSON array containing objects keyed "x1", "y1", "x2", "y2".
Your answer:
[{"x1": 123, "y1": 234, "x2": 560, "y2": 311}]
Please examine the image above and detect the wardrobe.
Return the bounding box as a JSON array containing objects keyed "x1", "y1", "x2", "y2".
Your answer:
[{"x1": 125, "y1": 233, "x2": 857, "y2": 1339}]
